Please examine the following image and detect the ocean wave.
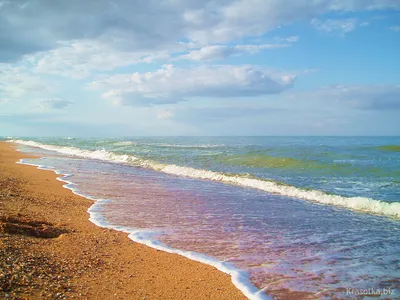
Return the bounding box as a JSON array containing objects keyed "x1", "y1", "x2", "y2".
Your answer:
[
  {"x1": 112, "y1": 141, "x2": 224, "y2": 149},
  {"x1": 9, "y1": 139, "x2": 400, "y2": 219},
  {"x1": 113, "y1": 141, "x2": 136, "y2": 146},
  {"x1": 146, "y1": 143, "x2": 226, "y2": 149}
]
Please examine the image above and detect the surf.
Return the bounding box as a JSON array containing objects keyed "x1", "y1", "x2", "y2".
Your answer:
[{"x1": 9, "y1": 139, "x2": 400, "y2": 219}]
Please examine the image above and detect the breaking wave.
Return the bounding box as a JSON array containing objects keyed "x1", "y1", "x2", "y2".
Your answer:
[{"x1": 9, "y1": 139, "x2": 400, "y2": 219}]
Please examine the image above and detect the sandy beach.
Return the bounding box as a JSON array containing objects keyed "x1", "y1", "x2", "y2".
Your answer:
[{"x1": 0, "y1": 142, "x2": 246, "y2": 299}]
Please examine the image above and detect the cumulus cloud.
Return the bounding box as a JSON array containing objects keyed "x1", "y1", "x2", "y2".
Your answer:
[
  {"x1": 0, "y1": 64, "x2": 52, "y2": 99},
  {"x1": 1, "y1": 0, "x2": 399, "y2": 63},
  {"x1": 29, "y1": 40, "x2": 171, "y2": 79},
  {"x1": 179, "y1": 43, "x2": 290, "y2": 61},
  {"x1": 90, "y1": 64, "x2": 296, "y2": 106},
  {"x1": 311, "y1": 18, "x2": 369, "y2": 37},
  {"x1": 184, "y1": 0, "x2": 397, "y2": 43},
  {"x1": 288, "y1": 84, "x2": 400, "y2": 110},
  {"x1": 30, "y1": 41, "x2": 291, "y2": 77},
  {"x1": 0, "y1": 0, "x2": 188, "y2": 62},
  {"x1": 107, "y1": 93, "x2": 185, "y2": 107}
]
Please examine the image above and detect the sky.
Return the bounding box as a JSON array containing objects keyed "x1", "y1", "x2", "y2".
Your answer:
[{"x1": 0, "y1": 0, "x2": 399, "y2": 137}]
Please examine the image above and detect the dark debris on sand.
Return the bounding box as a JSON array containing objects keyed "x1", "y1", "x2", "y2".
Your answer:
[
  {"x1": 0, "y1": 176, "x2": 104, "y2": 299},
  {"x1": 1, "y1": 177, "x2": 70, "y2": 299}
]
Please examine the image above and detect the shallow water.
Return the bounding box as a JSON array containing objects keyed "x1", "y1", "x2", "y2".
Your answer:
[{"x1": 8, "y1": 136, "x2": 400, "y2": 299}]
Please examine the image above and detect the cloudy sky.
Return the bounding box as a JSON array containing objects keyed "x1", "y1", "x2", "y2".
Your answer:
[{"x1": 0, "y1": 0, "x2": 399, "y2": 136}]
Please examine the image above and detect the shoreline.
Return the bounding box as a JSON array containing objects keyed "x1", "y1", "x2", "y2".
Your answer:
[
  {"x1": 9, "y1": 139, "x2": 400, "y2": 220},
  {"x1": 18, "y1": 158, "x2": 267, "y2": 300},
  {"x1": 0, "y1": 142, "x2": 248, "y2": 299}
]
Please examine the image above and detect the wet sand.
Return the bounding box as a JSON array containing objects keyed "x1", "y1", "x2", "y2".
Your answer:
[{"x1": 0, "y1": 142, "x2": 246, "y2": 299}]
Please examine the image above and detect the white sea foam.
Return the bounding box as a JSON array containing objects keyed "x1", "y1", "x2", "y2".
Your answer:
[
  {"x1": 113, "y1": 141, "x2": 224, "y2": 149},
  {"x1": 16, "y1": 158, "x2": 269, "y2": 300},
  {"x1": 113, "y1": 141, "x2": 136, "y2": 146},
  {"x1": 9, "y1": 139, "x2": 400, "y2": 219}
]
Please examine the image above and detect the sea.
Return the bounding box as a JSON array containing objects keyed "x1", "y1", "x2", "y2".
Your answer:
[{"x1": 4, "y1": 136, "x2": 400, "y2": 299}]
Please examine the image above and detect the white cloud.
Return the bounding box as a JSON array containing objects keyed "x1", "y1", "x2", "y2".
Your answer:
[
  {"x1": 310, "y1": 18, "x2": 368, "y2": 37},
  {"x1": 37, "y1": 98, "x2": 73, "y2": 109},
  {"x1": 1, "y1": 0, "x2": 399, "y2": 63},
  {"x1": 184, "y1": 0, "x2": 396, "y2": 43},
  {"x1": 389, "y1": 26, "x2": 400, "y2": 32},
  {"x1": 90, "y1": 64, "x2": 296, "y2": 106},
  {"x1": 27, "y1": 40, "x2": 172, "y2": 79},
  {"x1": 157, "y1": 110, "x2": 173, "y2": 120},
  {"x1": 0, "y1": 0, "x2": 189, "y2": 62},
  {"x1": 179, "y1": 43, "x2": 290, "y2": 61},
  {"x1": 274, "y1": 36, "x2": 300, "y2": 43},
  {"x1": 108, "y1": 93, "x2": 185, "y2": 107},
  {"x1": 0, "y1": 64, "x2": 53, "y2": 99},
  {"x1": 27, "y1": 39, "x2": 292, "y2": 79}
]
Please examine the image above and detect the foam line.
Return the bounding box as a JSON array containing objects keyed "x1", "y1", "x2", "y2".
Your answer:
[
  {"x1": 16, "y1": 157, "x2": 270, "y2": 300},
  {"x1": 9, "y1": 140, "x2": 400, "y2": 219}
]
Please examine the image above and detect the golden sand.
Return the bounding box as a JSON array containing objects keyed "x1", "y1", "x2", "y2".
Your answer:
[{"x1": 0, "y1": 142, "x2": 246, "y2": 299}]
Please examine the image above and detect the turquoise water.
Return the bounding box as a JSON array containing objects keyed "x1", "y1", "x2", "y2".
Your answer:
[
  {"x1": 6, "y1": 136, "x2": 400, "y2": 299},
  {"x1": 11, "y1": 136, "x2": 400, "y2": 204}
]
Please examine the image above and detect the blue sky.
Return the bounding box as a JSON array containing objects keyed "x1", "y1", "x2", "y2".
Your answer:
[{"x1": 0, "y1": 0, "x2": 399, "y2": 136}]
